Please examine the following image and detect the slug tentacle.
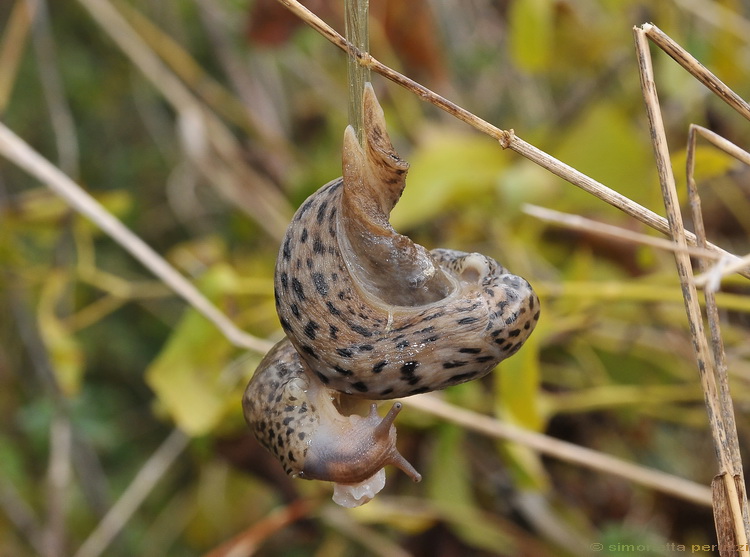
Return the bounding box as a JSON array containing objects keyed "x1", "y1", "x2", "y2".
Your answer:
[{"x1": 244, "y1": 83, "x2": 539, "y2": 506}]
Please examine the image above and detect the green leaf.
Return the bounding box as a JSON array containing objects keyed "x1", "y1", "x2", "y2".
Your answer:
[
  {"x1": 508, "y1": 0, "x2": 555, "y2": 72},
  {"x1": 424, "y1": 424, "x2": 518, "y2": 551},
  {"x1": 37, "y1": 270, "x2": 85, "y2": 396},
  {"x1": 554, "y1": 101, "x2": 656, "y2": 212},
  {"x1": 672, "y1": 144, "x2": 739, "y2": 198},
  {"x1": 435, "y1": 505, "x2": 517, "y2": 553},
  {"x1": 496, "y1": 329, "x2": 549, "y2": 490},
  {"x1": 426, "y1": 423, "x2": 474, "y2": 506},
  {"x1": 390, "y1": 128, "x2": 508, "y2": 229},
  {"x1": 497, "y1": 327, "x2": 543, "y2": 430},
  {"x1": 145, "y1": 265, "x2": 240, "y2": 436}
]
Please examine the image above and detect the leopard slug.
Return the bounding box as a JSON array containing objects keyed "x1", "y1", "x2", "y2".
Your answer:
[{"x1": 243, "y1": 84, "x2": 539, "y2": 507}]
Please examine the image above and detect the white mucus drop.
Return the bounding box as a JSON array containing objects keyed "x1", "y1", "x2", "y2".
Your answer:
[{"x1": 331, "y1": 468, "x2": 387, "y2": 508}]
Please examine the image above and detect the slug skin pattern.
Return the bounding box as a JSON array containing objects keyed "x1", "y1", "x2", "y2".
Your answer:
[
  {"x1": 243, "y1": 340, "x2": 317, "y2": 477},
  {"x1": 243, "y1": 84, "x2": 539, "y2": 503},
  {"x1": 273, "y1": 87, "x2": 539, "y2": 399},
  {"x1": 243, "y1": 339, "x2": 420, "y2": 485}
]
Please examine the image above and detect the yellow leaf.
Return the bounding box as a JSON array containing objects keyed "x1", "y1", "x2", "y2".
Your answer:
[
  {"x1": 498, "y1": 328, "x2": 542, "y2": 431},
  {"x1": 508, "y1": 0, "x2": 554, "y2": 72},
  {"x1": 672, "y1": 144, "x2": 740, "y2": 199},
  {"x1": 496, "y1": 327, "x2": 549, "y2": 490},
  {"x1": 391, "y1": 128, "x2": 507, "y2": 229},
  {"x1": 555, "y1": 101, "x2": 657, "y2": 211},
  {"x1": 37, "y1": 270, "x2": 85, "y2": 396},
  {"x1": 425, "y1": 424, "x2": 474, "y2": 507},
  {"x1": 145, "y1": 265, "x2": 240, "y2": 435}
]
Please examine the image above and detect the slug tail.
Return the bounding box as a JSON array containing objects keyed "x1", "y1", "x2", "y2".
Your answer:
[{"x1": 340, "y1": 84, "x2": 454, "y2": 307}]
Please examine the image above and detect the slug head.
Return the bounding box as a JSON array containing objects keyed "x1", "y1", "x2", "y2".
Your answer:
[{"x1": 300, "y1": 402, "x2": 422, "y2": 485}]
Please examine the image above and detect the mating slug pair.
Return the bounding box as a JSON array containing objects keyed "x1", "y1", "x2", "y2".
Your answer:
[{"x1": 243, "y1": 84, "x2": 539, "y2": 507}]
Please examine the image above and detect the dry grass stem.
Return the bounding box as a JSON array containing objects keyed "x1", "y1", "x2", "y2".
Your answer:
[
  {"x1": 147, "y1": 0, "x2": 288, "y2": 150},
  {"x1": 686, "y1": 106, "x2": 750, "y2": 546},
  {"x1": 536, "y1": 281, "x2": 750, "y2": 312},
  {"x1": 202, "y1": 500, "x2": 314, "y2": 557},
  {"x1": 635, "y1": 23, "x2": 749, "y2": 553},
  {"x1": 44, "y1": 412, "x2": 72, "y2": 557},
  {"x1": 319, "y1": 506, "x2": 415, "y2": 557},
  {"x1": 276, "y1": 0, "x2": 749, "y2": 280},
  {"x1": 0, "y1": 123, "x2": 273, "y2": 354},
  {"x1": 119, "y1": 1, "x2": 253, "y2": 131},
  {"x1": 75, "y1": 0, "x2": 293, "y2": 240},
  {"x1": 30, "y1": 0, "x2": 80, "y2": 178},
  {"x1": 406, "y1": 394, "x2": 713, "y2": 507},
  {"x1": 643, "y1": 21, "x2": 750, "y2": 121},
  {"x1": 0, "y1": 0, "x2": 34, "y2": 113},
  {"x1": 686, "y1": 126, "x2": 750, "y2": 289},
  {"x1": 73, "y1": 429, "x2": 189, "y2": 557},
  {"x1": 696, "y1": 253, "x2": 750, "y2": 290},
  {"x1": 689, "y1": 125, "x2": 750, "y2": 166},
  {"x1": 0, "y1": 480, "x2": 44, "y2": 556},
  {"x1": 507, "y1": 137, "x2": 743, "y2": 271},
  {"x1": 523, "y1": 204, "x2": 722, "y2": 261}
]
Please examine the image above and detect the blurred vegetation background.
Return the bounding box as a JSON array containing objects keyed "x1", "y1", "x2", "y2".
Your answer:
[{"x1": 2, "y1": 0, "x2": 750, "y2": 555}]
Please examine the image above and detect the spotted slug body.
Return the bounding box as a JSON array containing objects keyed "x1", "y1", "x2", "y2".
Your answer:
[
  {"x1": 244, "y1": 84, "x2": 539, "y2": 506},
  {"x1": 242, "y1": 339, "x2": 421, "y2": 484},
  {"x1": 273, "y1": 86, "x2": 539, "y2": 397}
]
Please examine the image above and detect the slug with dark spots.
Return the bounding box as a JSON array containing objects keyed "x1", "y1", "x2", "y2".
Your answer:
[{"x1": 243, "y1": 84, "x2": 539, "y2": 507}]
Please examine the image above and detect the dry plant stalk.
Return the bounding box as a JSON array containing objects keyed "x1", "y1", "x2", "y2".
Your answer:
[
  {"x1": 276, "y1": 0, "x2": 750, "y2": 547},
  {"x1": 344, "y1": 0, "x2": 370, "y2": 144},
  {"x1": 0, "y1": 0, "x2": 35, "y2": 112},
  {"x1": 0, "y1": 0, "x2": 713, "y2": 514},
  {"x1": 276, "y1": 0, "x2": 749, "y2": 279},
  {"x1": 685, "y1": 125, "x2": 750, "y2": 289},
  {"x1": 0, "y1": 123, "x2": 273, "y2": 355},
  {"x1": 201, "y1": 500, "x2": 315, "y2": 557},
  {"x1": 2, "y1": 1, "x2": 749, "y2": 554},
  {"x1": 73, "y1": 429, "x2": 189, "y2": 557},
  {"x1": 406, "y1": 394, "x2": 712, "y2": 506},
  {"x1": 635, "y1": 23, "x2": 749, "y2": 556},
  {"x1": 523, "y1": 204, "x2": 725, "y2": 261},
  {"x1": 74, "y1": 0, "x2": 294, "y2": 240}
]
